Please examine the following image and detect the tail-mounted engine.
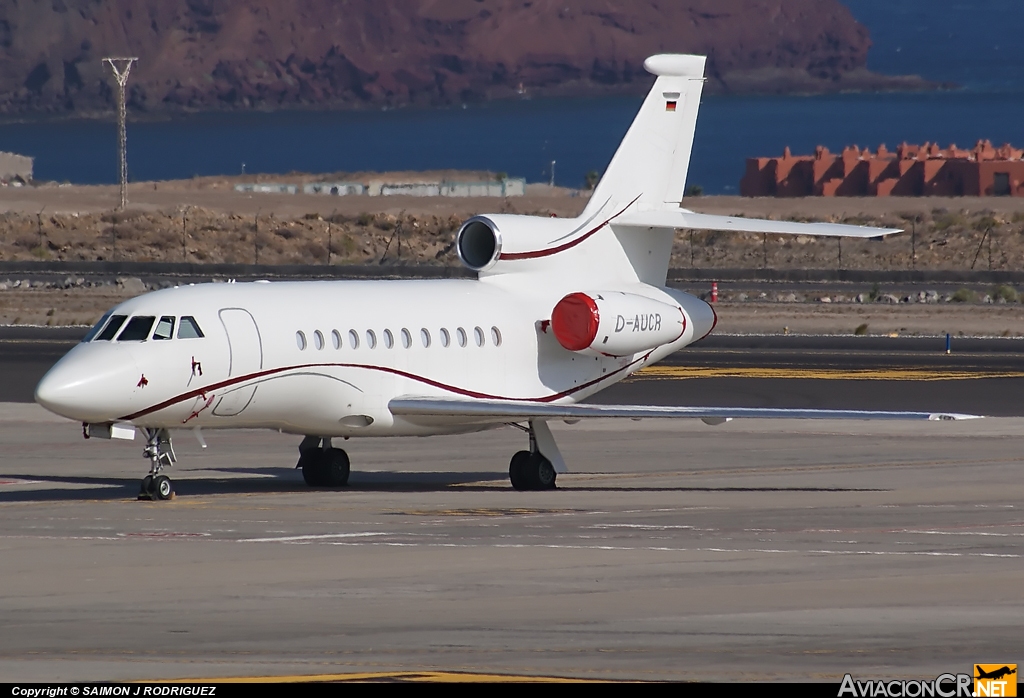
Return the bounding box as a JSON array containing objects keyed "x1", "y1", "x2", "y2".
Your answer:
[
  {"x1": 456, "y1": 216, "x2": 502, "y2": 271},
  {"x1": 550, "y1": 291, "x2": 686, "y2": 356}
]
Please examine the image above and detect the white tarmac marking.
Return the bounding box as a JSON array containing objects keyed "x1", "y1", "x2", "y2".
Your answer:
[
  {"x1": 899, "y1": 529, "x2": 1021, "y2": 537},
  {"x1": 2, "y1": 531, "x2": 1018, "y2": 559},
  {"x1": 238, "y1": 532, "x2": 389, "y2": 543},
  {"x1": 586, "y1": 524, "x2": 700, "y2": 530},
  {"x1": 304, "y1": 540, "x2": 1022, "y2": 559}
]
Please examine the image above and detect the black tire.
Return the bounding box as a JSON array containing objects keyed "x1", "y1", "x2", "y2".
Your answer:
[
  {"x1": 323, "y1": 448, "x2": 350, "y2": 487},
  {"x1": 534, "y1": 455, "x2": 557, "y2": 490},
  {"x1": 139, "y1": 475, "x2": 154, "y2": 498},
  {"x1": 299, "y1": 451, "x2": 326, "y2": 487},
  {"x1": 153, "y1": 475, "x2": 174, "y2": 500},
  {"x1": 509, "y1": 451, "x2": 533, "y2": 491}
]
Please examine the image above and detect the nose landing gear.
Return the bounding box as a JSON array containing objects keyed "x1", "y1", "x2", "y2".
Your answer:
[{"x1": 139, "y1": 428, "x2": 176, "y2": 500}]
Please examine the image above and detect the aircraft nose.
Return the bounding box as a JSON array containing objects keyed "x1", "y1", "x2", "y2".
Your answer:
[{"x1": 35, "y1": 345, "x2": 140, "y2": 422}]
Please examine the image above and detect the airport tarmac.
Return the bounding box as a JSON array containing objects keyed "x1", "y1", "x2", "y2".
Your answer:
[
  {"x1": 3, "y1": 328, "x2": 1023, "y2": 681},
  {"x1": 1, "y1": 403, "x2": 1022, "y2": 682}
]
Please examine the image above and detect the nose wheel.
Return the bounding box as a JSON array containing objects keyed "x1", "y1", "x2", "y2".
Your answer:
[{"x1": 138, "y1": 428, "x2": 176, "y2": 501}]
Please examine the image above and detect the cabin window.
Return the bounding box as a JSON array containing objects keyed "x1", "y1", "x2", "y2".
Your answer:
[
  {"x1": 456, "y1": 327, "x2": 467, "y2": 348},
  {"x1": 420, "y1": 328, "x2": 431, "y2": 348},
  {"x1": 82, "y1": 312, "x2": 113, "y2": 342},
  {"x1": 332, "y1": 330, "x2": 342, "y2": 350},
  {"x1": 383, "y1": 329, "x2": 394, "y2": 349},
  {"x1": 177, "y1": 316, "x2": 205, "y2": 339},
  {"x1": 474, "y1": 326, "x2": 485, "y2": 347},
  {"x1": 296, "y1": 331, "x2": 307, "y2": 351},
  {"x1": 366, "y1": 330, "x2": 377, "y2": 349},
  {"x1": 152, "y1": 316, "x2": 175, "y2": 340},
  {"x1": 491, "y1": 326, "x2": 502, "y2": 346},
  {"x1": 401, "y1": 328, "x2": 412, "y2": 348},
  {"x1": 348, "y1": 329, "x2": 359, "y2": 349},
  {"x1": 313, "y1": 330, "x2": 325, "y2": 350},
  {"x1": 117, "y1": 316, "x2": 156, "y2": 341},
  {"x1": 95, "y1": 315, "x2": 128, "y2": 342},
  {"x1": 440, "y1": 328, "x2": 450, "y2": 348}
]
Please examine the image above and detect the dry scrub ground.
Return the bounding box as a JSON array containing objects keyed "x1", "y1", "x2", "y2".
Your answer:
[
  {"x1": 2, "y1": 178, "x2": 1024, "y2": 270},
  {"x1": 4, "y1": 178, "x2": 1024, "y2": 333}
]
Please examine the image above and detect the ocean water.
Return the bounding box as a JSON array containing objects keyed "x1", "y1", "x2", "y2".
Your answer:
[
  {"x1": 1, "y1": 1, "x2": 1021, "y2": 194},
  {"x1": 2, "y1": 89, "x2": 1022, "y2": 195},
  {"x1": 845, "y1": 0, "x2": 1024, "y2": 92}
]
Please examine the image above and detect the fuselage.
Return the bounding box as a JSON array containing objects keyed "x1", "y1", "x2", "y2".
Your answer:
[{"x1": 35, "y1": 276, "x2": 715, "y2": 437}]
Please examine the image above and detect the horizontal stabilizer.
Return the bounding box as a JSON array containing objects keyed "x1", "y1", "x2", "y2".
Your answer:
[
  {"x1": 616, "y1": 210, "x2": 902, "y2": 238},
  {"x1": 389, "y1": 398, "x2": 979, "y2": 422}
]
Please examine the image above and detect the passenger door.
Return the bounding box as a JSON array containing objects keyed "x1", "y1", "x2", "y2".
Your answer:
[{"x1": 213, "y1": 308, "x2": 263, "y2": 416}]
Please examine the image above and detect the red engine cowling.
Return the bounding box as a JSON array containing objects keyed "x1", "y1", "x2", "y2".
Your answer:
[{"x1": 550, "y1": 291, "x2": 686, "y2": 356}]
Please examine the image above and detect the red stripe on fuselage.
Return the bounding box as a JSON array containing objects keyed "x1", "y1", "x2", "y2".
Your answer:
[
  {"x1": 118, "y1": 355, "x2": 649, "y2": 422},
  {"x1": 497, "y1": 195, "x2": 640, "y2": 261}
]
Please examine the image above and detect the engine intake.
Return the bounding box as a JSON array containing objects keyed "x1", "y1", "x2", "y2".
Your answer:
[
  {"x1": 551, "y1": 291, "x2": 686, "y2": 356},
  {"x1": 456, "y1": 216, "x2": 502, "y2": 271}
]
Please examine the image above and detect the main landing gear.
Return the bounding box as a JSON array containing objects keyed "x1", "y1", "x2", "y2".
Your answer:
[
  {"x1": 139, "y1": 428, "x2": 176, "y2": 501},
  {"x1": 507, "y1": 422, "x2": 557, "y2": 491},
  {"x1": 297, "y1": 436, "x2": 350, "y2": 487}
]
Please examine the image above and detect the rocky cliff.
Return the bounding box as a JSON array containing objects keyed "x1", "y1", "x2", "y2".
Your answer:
[{"x1": 0, "y1": 0, "x2": 920, "y2": 115}]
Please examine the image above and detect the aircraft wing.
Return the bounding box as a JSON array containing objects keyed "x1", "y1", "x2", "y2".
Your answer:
[
  {"x1": 615, "y1": 210, "x2": 902, "y2": 238},
  {"x1": 388, "y1": 398, "x2": 979, "y2": 423}
]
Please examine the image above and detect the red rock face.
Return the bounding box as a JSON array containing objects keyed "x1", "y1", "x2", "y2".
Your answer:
[{"x1": 0, "y1": 0, "x2": 877, "y2": 114}]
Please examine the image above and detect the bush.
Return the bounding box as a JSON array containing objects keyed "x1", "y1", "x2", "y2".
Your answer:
[
  {"x1": 854, "y1": 323, "x2": 869, "y2": 335},
  {"x1": 992, "y1": 284, "x2": 1018, "y2": 303},
  {"x1": 302, "y1": 240, "x2": 328, "y2": 261},
  {"x1": 933, "y1": 213, "x2": 965, "y2": 231},
  {"x1": 684, "y1": 184, "x2": 703, "y2": 197},
  {"x1": 976, "y1": 215, "x2": 999, "y2": 231},
  {"x1": 951, "y1": 288, "x2": 976, "y2": 303}
]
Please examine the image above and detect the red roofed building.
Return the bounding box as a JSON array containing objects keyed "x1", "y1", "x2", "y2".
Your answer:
[{"x1": 740, "y1": 141, "x2": 1024, "y2": 197}]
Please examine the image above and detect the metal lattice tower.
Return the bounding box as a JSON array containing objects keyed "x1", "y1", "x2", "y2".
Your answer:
[{"x1": 103, "y1": 57, "x2": 137, "y2": 210}]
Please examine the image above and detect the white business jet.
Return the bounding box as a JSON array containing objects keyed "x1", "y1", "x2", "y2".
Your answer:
[{"x1": 34, "y1": 54, "x2": 973, "y2": 500}]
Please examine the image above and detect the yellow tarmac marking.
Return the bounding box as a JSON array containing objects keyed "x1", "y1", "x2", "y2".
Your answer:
[
  {"x1": 172, "y1": 671, "x2": 605, "y2": 683},
  {"x1": 634, "y1": 366, "x2": 1024, "y2": 381}
]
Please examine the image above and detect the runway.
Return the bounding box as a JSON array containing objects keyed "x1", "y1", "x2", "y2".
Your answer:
[{"x1": 2, "y1": 328, "x2": 1023, "y2": 681}]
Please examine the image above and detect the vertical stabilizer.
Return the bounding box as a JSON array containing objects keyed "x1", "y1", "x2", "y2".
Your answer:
[{"x1": 584, "y1": 55, "x2": 706, "y2": 216}]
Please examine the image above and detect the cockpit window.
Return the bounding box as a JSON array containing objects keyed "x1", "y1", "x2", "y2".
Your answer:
[
  {"x1": 82, "y1": 312, "x2": 113, "y2": 342},
  {"x1": 177, "y1": 316, "x2": 205, "y2": 339},
  {"x1": 95, "y1": 315, "x2": 128, "y2": 342},
  {"x1": 152, "y1": 316, "x2": 175, "y2": 340},
  {"x1": 117, "y1": 316, "x2": 156, "y2": 341}
]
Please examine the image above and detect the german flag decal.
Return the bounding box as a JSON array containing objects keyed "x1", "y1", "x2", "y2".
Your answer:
[{"x1": 665, "y1": 100, "x2": 677, "y2": 112}]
